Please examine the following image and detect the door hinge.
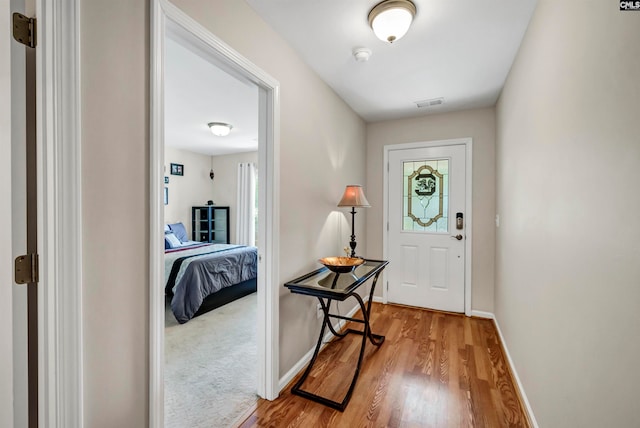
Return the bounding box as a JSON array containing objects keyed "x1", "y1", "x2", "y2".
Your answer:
[
  {"x1": 15, "y1": 253, "x2": 39, "y2": 284},
  {"x1": 12, "y1": 13, "x2": 37, "y2": 48},
  {"x1": 387, "y1": 221, "x2": 389, "y2": 231}
]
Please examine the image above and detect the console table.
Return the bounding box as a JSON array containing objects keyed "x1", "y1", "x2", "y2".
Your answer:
[{"x1": 284, "y1": 258, "x2": 389, "y2": 411}]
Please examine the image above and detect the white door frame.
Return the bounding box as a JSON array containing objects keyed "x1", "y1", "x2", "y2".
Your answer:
[
  {"x1": 382, "y1": 138, "x2": 473, "y2": 316},
  {"x1": 150, "y1": 1, "x2": 281, "y2": 427}
]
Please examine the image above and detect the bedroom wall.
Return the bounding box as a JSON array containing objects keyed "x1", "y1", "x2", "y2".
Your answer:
[
  {"x1": 210, "y1": 150, "x2": 258, "y2": 244},
  {"x1": 365, "y1": 107, "x2": 496, "y2": 312},
  {"x1": 495, "y1": 0, "x2": 640, "y2": 426},
  {"x1": 164, "y1": 146, "x2": 215, "y2": 237},
  {"x1": 80, "y1": 0, "x2": 366, "y2": 425}
]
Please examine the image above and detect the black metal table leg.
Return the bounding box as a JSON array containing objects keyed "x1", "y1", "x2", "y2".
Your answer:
[
  {"x1": 290, "y1": 271, "x2": 385, "y2": 411},
  {"x1": 319, "y1": 298, "x2": 348, "y2": 338}
]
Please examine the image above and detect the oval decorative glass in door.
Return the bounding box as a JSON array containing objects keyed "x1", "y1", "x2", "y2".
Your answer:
[{"x1": 403, "y1": 159, "x2": 448, "y2": 232}]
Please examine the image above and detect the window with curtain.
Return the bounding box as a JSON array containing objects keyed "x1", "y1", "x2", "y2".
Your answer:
[{"x1": 236, "y1": 162, "x2": 256, "y2": 247}]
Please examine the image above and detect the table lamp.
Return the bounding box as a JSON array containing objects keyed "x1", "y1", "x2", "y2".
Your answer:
[{"x1": 338, "y1": 185, "x2": 371, "y2": 258}]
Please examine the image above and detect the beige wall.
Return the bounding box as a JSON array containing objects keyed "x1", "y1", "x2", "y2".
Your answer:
[
  {"x1": 7, "y1": 0, "x2": 29, "y2": 424},
  {"x1": 210, "y1": 150, "x2": 258, "y2": 244},
  {"x1": 1, "y1": 0, "x2": 14, "y2": 424},
  {"x1": 495, "y1": 1, "x2": 640, "y2": 426},
  {"x1": 170, "y1": 0, "x2": 367, "y2": 376},
  {"x1": 164, "y1": 147, "x2": 215, "y2": 237},
  {"x1": 81, "y1": 1, "x2": 148, "y2": 427},
  {"x1": 366, "y1": 107, "x2": 496, "y2": 312},
  {"x1": 80, "y1": 0, "x2": 365, "y2": 425}
]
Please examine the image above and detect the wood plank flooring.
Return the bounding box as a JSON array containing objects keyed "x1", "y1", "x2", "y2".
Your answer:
[{"x1": 238, "y1": 303, "x2": 529, "y2": 428}]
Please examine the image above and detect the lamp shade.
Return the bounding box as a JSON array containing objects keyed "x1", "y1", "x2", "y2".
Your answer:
[
  {"x1": 368, "y1": 0, "x2": 416, "y2": 44},
  {"x1": 338, "y1": 185, "x2": 371, "y2": 208}
]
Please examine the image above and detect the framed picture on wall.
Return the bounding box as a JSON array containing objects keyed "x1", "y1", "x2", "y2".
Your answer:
[
  {"x1": 170, "y1": 163, "x2": 184, "y2": 176},
  {"x1": 164, "y1": 187, "x2": 168, "y2": 205}
]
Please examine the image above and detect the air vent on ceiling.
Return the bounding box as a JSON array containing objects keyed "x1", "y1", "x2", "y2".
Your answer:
[{"x1": 415, "y1": 97, "x2": 444, "y2": 108}]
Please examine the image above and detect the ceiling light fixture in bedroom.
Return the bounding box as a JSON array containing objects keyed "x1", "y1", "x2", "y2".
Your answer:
[
  {"x1": 368, "y1": 0, "x2": 416, "y2": 44},
  {"x1": 208, "y1": 122, "x2": 233, "y2": 137}
]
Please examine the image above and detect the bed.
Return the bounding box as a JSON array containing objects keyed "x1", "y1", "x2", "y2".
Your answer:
[{"x1": 164, "y1": 223, "x2": 257, "y2": 324}]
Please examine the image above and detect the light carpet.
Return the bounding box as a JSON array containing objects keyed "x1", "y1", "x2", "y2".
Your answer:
[{"x1": 165, "y1": 293, "x2": 258, "y2": 428}]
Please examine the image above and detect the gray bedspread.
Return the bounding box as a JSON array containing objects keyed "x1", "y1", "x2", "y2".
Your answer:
[{"x1": 164, "y1": 244, "x2": 257, "y2": 323}]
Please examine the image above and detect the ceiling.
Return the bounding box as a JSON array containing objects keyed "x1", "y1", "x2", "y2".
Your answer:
[
  {"x1": 165, "y1": 0, "x2": 537, "y2": 155},
  {"x1": 246, "y1": 0, "x2": 538, "y2": 122},
  {"x1": 164, "y1": 36, "x2": 259, "y2": 156}
]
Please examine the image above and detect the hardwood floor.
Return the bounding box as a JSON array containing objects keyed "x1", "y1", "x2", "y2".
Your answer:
[{"x1": 238, "y1": 303, "x2": 530, "y2": 428}]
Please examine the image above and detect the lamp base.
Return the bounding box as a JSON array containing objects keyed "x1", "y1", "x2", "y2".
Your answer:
[
  {"x1": 349, "y1": 240, "x2": 357, "y2": 258},
  {"x1": 349, "y1": 207, "x2": 358, "y2": 258}
]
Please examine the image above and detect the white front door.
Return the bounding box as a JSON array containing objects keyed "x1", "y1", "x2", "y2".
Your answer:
[{"x1": 387, "y1": 144, "x2": 466, "y2": 312}]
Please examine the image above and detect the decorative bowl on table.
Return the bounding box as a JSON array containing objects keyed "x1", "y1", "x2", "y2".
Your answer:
[{"x1": 318, "y1": 257, "x2": 365, "y2": 274}]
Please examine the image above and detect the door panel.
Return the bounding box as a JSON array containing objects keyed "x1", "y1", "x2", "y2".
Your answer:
[
  {"x1": 387, "y1": 145, "x2": 466, "y2": 312},
  {"x1": 429, "y1": 246, "x2": 449, "y2": 289},
  {"x1": 401, "y1": 245, "x2": 418, "y2": 285}
]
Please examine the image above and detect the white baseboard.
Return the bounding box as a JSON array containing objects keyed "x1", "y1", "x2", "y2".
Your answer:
[
  {"x1": 371, "y1": 295, "x2": 384, "y2": 303},
  {"x1": 278, "y1": 302, "x2": 362, "y2": 392},
  {"x1": 470, "y1": 310, "x2": 494, "y2": 319},
  {"x1": 492, "y1": 316, "x2": 539, "y2": 428}
]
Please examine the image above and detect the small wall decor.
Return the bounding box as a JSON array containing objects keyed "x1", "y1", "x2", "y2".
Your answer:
[
  {"x1": 164, "y1": 176, "x2": 169, "y2": 184},
  {"x1": 170, "y1": 163, "x2": 184, "y2": 176},
  {"x1": 164, "y1": 187, "x2": 168, "y2": 205}
]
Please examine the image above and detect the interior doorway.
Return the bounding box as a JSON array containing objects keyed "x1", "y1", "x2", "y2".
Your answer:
[
  {"x1": 162, "y1": 25, "x2": 263, "y2": 426},
  {"x1": 150, "y1": 1, "x2": 281, "y2": 426}
]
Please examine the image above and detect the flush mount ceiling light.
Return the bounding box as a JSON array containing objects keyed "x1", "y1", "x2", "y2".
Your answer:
[
  {"x1": 207, "y1": 122, "x2": 233, "y2": 137},
  {"x1": 368, "y1": 0, "x2": 416, "y2": 44}
]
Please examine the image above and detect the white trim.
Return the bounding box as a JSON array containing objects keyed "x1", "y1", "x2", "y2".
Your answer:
[
  {"x1": 278, "y1": 302, "x2": 362, "y2": 392},
  {"x1": 382, "y1": 138, "x2": 473, "y2": 316},
  {"x1": 464, "y1": 141, "x2": 473, "y2": 316},
  {"x1": 493, "y1": 316, "x2": 539, "y2": 428},
  {"x1": 150, "y1": 1, "x2": 281, "y2": 425},
  {"x1": 38, "y1": 0, "x2": 83, "y2": 426},
  {"x1": 371, "y1": 295, "x2": 384, "y2": 303},
  {"x1": 149, "y1": 1, "x2": 165, "y2": 427},
  {"x1": 470, "y1": 310, "x2": 494, "y2": 319},
  {"x1": 257, "y1": 82, "x2": 281, "y2": 400}
]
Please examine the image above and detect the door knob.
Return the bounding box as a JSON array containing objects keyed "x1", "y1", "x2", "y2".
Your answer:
[{"x1": 451, "y1": 234, "x2": 463, "y2": 241}]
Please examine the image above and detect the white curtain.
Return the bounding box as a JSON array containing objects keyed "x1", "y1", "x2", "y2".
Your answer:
[{"x1": 236, "y1": 162, "x2": 256, "y2": 246}]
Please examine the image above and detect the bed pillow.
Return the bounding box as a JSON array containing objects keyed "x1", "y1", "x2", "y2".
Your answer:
[
  {"x1": 168, "y1": 222, "x2": 188, "y2": 242},
  {"x1": 164, "y1": 233, "x2": 182, "y2": 249}
]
